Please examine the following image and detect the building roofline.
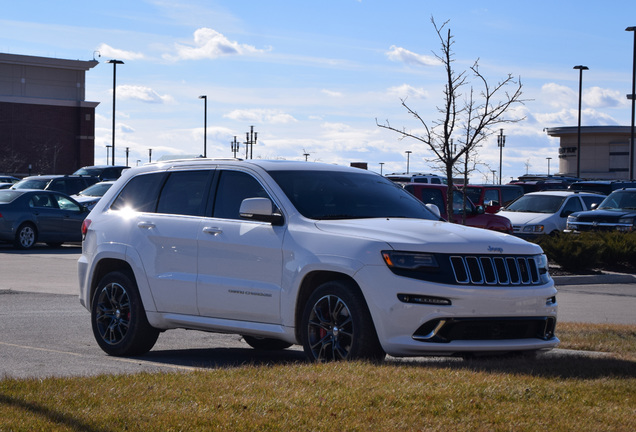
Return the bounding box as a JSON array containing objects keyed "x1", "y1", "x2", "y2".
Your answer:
[
  {"x1": 546, "y1": 125, "x2": 632, "y2": 136},
  {"x1": 0, "y1": 52, "x2": 99, "y2": 71}
]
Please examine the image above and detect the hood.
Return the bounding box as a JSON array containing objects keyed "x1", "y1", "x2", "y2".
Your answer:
[
  {"x1": 314, "y1": 218, "x2": 541, "y2": 255},
  {"x1": 498, "y1": 211, "x2": 554, "y2": 225},
  {"x1": 573, "y1": 209, "x2": 636, "y2": 221}
]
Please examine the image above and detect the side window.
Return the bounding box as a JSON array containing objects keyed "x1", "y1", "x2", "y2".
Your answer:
[
  {"x1": 562, "y1": 197, "x2": 583, "y2": 215},
  {"x1": 156, "y1": 170, "x2": 211, "y2": 216},
  {"x1": 484, "y1": 189, "x2": 499, "y2": 204},
  {"x1": 416, "y1": 189, "x2": 445, "y2": 216},
  {"x1": 50, "y1": 179, "x2": 68, "y2": 194},
  {"x1": 582, "y1": 196, "x2": 604, "y2": 209},
  {"x1": 212, "y1": 171, "x2": 270, "y2": 220},
  {"x1": 31, "y1": 194, "x2": 54, "y2": 208},
  {"x1": 502, "y1": 188, "x2": 522, "y2": 205},
  {"x1": 111, "y1": 172, "x2": 167, "y2": 212},
  {"x1": 55, "y1": 194, "x2": 80, "y2": 211},
  {"x1": 431, "y1": 178, "x2": 440, "y2": 184}
]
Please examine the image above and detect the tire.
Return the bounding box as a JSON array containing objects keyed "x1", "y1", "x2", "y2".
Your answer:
[
  {"x1": 14, "y1": 223, "x2": 37, "y2": 249},
  {"x1": 91, "y1": 270, "x2": 159, "y2": 356},
  {"x1": 243, "y1": 335, "x2": 293, "y2": 351},
  {"x1": 301, "y1": 280, "x2": 385, "y2": 362}
]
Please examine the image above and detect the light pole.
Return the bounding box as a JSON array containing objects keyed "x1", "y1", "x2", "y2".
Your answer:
[
  {"x1": 547, "y1": 157, "x2": 552, "y2": 176},
  {"x1": 198, "y1": 95, "x2": 207, "y2": 158},
  {"x1": 573, "y1": 65, "x2": 588, "y2": 178},
  {"x1": 627, "y1": 27, "x2": 636, "y2": 180},
  {"x1": 405, "y1": 150, "x2": 412, "y2": 174},
  {"x1": 105, "y1": 145, "x2": 112, "y2": 165},
  {"x1": 148, "y1": 149, "x2": 152, "y2": 163},
  {"x1": 497, "y1": 129, "x2": 505, "y2": 184},
  {"x1": 107, "y1": 59, "x2": 124, "y2": 166},
  {"x1": 379, "y1": 162, "x2": 384, "y2": 175}
]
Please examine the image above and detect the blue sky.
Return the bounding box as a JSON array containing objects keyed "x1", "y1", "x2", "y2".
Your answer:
[{"x1": 2, "y1": 0, "x2": 635, "y2": 181}]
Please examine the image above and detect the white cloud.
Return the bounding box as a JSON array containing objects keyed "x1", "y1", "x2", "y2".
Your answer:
[
  {"x1": 164, "y1": 28, "x2": 268, "y2": 61},
  {"x1": 540, "y1": 83, "x2": 576, "y2": 109},
  {"x1": 585, "y1": 86, "x2": 624, "y2": 109},
  {"x1": 96, "y1": 43, "x2": 145, "y2": 61},
  {"x1": 223, "y1": 108, "x2": 297, "y2": 124},
  {"x1": 321, "y1": 89, "x2": 343, "y2": 97},
  {"x1": 117, "y1": 85, "x2": 174, "y2": 104},
  {"x1": 387, "y1": 84, "x2": 428, "y2": 99},
  {"x1": 386, "y1": 45, "x2": 439, "y2": 67}
]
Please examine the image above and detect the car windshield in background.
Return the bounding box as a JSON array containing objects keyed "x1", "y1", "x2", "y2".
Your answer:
[
  {"x1": 598, "y1": 190, "x2": 636, "y2": 210},
  {"x1": 269, "y1": 170, "x2": 438, "y2": 220},
  {"x1": 505, "y1": 195, "x2": 565, "y2": 214},
  {"x1": 77, "y1": 183, "x2": 113, "y2": 197},
  {"x1": 463, "y1": 188, "x2": 482, "y2": 204},
  {"x1": 12, "y1": 179, "x2": 48, "y2": 189}
]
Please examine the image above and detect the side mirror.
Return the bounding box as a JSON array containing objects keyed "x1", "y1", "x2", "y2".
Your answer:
[
  {"x1": 590, "y1": 203, "x2": 599, "y2": 210},
  {"x1": 239, "y1": 197, "x2": 284, "y2": 225},
  {"x1": 425, "y1": 203, "x2": 442, "y2": 219},
  {"x1": 475, "y1": 205, "x2": 485, "y2": 215}
]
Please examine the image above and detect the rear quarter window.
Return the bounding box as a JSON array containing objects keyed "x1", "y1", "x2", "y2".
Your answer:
[{"x1": 111, "y1": 172, "x2": 167, "y2": 212}]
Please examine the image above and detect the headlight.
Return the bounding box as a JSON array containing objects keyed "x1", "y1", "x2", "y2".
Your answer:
[
  {"x1": 382, "y1": 251, "x2": 439, "y2": 271},
  {"x1": 567, "y1": 215, "x2": 578, "y2": 223},
  {"x1": 618, "y1": 217, "x2": 635, "y2": 232},
  {"x1": 522, "y1": 225, "x2": 544, "y2": 233},
  {"x1": 536, "y1": 253, "x2": 551, "y2": 284}
]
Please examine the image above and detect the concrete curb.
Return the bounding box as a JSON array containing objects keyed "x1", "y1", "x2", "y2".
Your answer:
[{"x1": 552, "y1": 272, "x2": 636, "y2": 286}]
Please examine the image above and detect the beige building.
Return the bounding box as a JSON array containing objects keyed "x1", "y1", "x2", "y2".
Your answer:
[
  {"x1": 0, "y1": 52, "x2": 99, "y2": 176},
  {"x1": 546, "y1": 126, "x2": 634, "y2": 180}
]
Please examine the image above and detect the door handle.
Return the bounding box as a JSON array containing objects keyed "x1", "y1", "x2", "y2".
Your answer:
[
  {"x1": 137, "y1": 221, "x2": 156, "y2": 229},
  {"x1": 203, "y1": 226, "x2": 222, "y2": 236}
]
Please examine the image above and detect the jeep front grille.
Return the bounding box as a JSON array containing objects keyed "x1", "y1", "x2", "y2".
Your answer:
[{"x1": 449, "y1": 255, "x2": 540, "y2": 286}]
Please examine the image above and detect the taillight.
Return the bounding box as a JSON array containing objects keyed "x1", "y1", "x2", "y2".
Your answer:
[{"x1": 81, "y1": 219, "x2": 92, "y2": 238}]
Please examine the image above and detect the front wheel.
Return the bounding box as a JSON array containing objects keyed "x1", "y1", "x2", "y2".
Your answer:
[
  {"x1": 301, "y1": 280, "x2": 385, "y2": 362},
  {"x1": 91, "y1": 270, "x2": 159, "y2": 356}
]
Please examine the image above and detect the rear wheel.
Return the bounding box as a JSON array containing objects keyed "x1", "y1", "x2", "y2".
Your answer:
[
  {"x1": 91, "y1": 270, "x2": 159, "y2": 356},
  {"x1": 242, "y1": 335, "x2": 293, "y2": 351},
  {"x1": 301, "y1": 280, "x2": 385, "y2": 362},
  {"x1": 14, "y1": 223, "x2": 37, "y2": 249}
]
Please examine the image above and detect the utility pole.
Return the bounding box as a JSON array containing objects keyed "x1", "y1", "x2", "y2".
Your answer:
[{"x1": 497, "y1": 129, "x2": 505, "y2": 184}]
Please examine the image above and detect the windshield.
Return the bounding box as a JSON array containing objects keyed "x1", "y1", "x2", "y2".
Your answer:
[
  {"x1": 504, "y1": 195, "x2": 566, "y2": 214},
  {"x1": 74, "y1": 168, "x2": 101, "y2": 176},
  {"x1": 269, "y1": 170, "x2": 438, "y2": 220},
  {"x1": 78, "y1": 183, "x2": 113, "y2": 197},
  {"x1": 598, "y1": 190, "x2": 636, "y2": 210},
  {"x1": 12, "y1": 179, "x2": 49, "y2": 190},
  {"x1": 463, "y1": 188, "x2": 482, "y2": 204}
]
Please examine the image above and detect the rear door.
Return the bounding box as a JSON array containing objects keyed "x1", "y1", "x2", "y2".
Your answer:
[{"x1": 196, "y1": 169, "x2": 284, "y2": 323}]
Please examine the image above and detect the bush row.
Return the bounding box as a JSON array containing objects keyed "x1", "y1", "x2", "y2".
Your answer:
[{"x1": 534, "y1": 231, "x2": 636, "y2": 274}]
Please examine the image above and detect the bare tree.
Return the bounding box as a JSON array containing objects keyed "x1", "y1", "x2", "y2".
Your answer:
[{"x1": 377, "y1": 17, "x2": 526, "y2": 220}]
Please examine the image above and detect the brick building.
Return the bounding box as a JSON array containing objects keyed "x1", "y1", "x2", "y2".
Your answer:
[{"x1": 0, "y1": 53, "x2": 99, "y2": 176}]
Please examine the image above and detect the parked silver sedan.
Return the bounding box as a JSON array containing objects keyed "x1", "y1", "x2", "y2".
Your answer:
[{"x1": 0, "y1": 189, "x2": 89, "y2": 249}]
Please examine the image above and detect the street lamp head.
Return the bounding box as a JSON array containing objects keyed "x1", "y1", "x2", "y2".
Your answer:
[
  {"x1": 626, "y1": 26, "x2": 636, "y2": 32},
  {"x1": 199, "y1": 95, "x2": 207, "y2": 100},
  {"x1": 573, "y1": 65, "x2": 589, "y2": 70},
  {"x1": 107, "y1": 59, "x2": 124, "y2": 65}
]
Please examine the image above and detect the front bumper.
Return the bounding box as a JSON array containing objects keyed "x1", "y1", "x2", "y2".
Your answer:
[{"x1": 355, "y1": 265, "x2": 559, "y2": 357}]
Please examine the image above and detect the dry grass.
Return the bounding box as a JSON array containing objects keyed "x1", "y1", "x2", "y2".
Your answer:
[{"x1": 1, "y1": 323, "x2": 635, "y2": 431}]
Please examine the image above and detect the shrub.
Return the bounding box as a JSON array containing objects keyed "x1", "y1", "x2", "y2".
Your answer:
[{"x1": 536, "y1": 233, "x2": 602, "y2": 273}]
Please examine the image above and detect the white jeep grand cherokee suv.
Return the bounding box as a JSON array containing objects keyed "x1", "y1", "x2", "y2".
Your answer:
[{"x1": 78, "y1": 159, "x2": 558, "y2": 361}]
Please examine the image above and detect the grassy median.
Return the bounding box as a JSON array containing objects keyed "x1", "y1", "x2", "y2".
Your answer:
[{"x1": 1, "y1": 322, "x2": 634, "y2": 431}]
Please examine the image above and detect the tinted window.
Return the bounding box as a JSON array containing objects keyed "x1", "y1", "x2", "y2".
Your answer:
[
  {"x1": 409, "y1": 187, "x2": 446, "y2": 217},
  {"x1": 501, "y1": 187, "x2": 523, "y2": 205},
  {"x1": 562, "y1": 197, "x2": 583, "y2": 214},
  {"x1": 156, "y1": 170, "x2": 211, "y2": 216},
  {"x1": 56, "y1": 194, "x2": 81, "y2": 211},
  {"x1": 30, "y1": 193, "x2": 55, "y2": 208},
  {"x1": 464, "y1": 188, "x2": 482, "y2": 204},
  {"x1": 111, "y1": 172, "x2": 167, "y2": 212},
  {"x1": 484, "y1": 189, "x2": 499, "y2": 204},
  {"x1": 581, "y1": 195, "x2": 604, "y2": 209},
  {"x1": 212, "y1": 171, "x2": 270, "y2": 219},
  {"x1": 270, "y1": 170, "x2": 437, "y2": 220}
]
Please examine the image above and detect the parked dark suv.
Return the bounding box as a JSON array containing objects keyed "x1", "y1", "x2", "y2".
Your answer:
[
  {"x1": 566, "y1": 188, "x2": 636, "y2": 233},
  {"x1": 73, "y1": 165, "x2": 129, "y2": 181},
  {"x1": 568, "y1": 180, "x2": 636, "y2": 195},
  {"x1": 11, "y1": 175, "x2": 99, "y2": 196}
]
